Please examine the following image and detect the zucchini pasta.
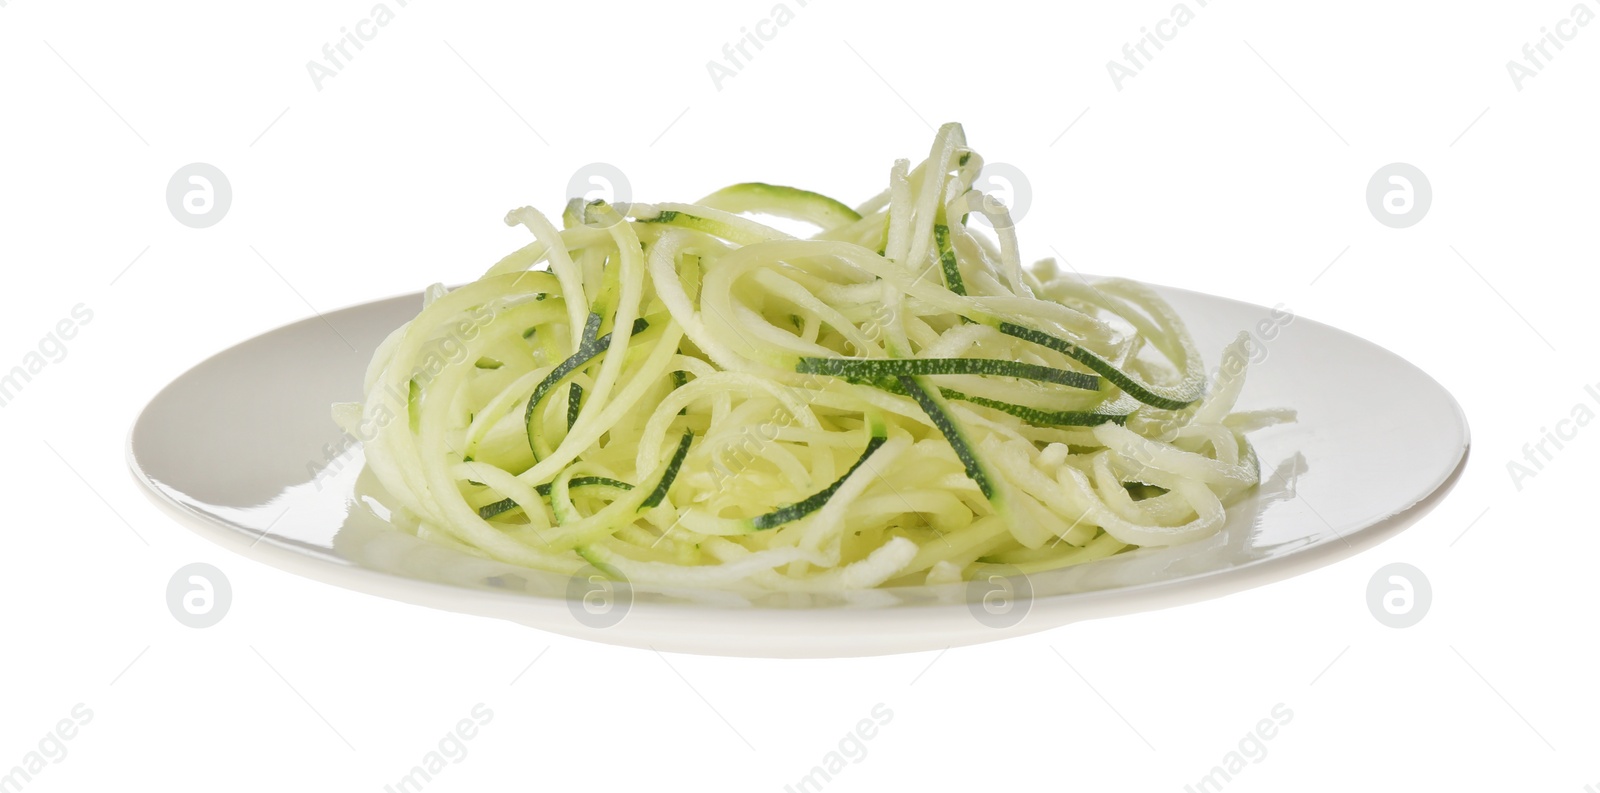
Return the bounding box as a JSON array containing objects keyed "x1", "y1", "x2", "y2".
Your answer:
[{"x1": 335, "y1": 122, "x2": 1287, "y2": 591}]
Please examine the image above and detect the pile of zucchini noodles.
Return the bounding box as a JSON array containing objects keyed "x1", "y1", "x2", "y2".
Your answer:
[{"x1": 336, "y1": 123, "x2": 1288, "y2": 591}]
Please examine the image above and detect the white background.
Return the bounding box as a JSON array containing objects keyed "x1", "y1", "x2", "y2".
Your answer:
[{"x1": 2, "y1": 1, "x2": 1597, "y2": 790}]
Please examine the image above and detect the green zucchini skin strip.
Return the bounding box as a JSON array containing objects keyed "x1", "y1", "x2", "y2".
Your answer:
[
  {"x1": 670, "y1": 369, "x2": 688, "y2": 416},
  {"x1": 934, "y1": 223, "x2": 967, "y2": 296},
  {"x1": 550, "y1": 476, "x2": 634, "y2": 495},
  {"x1": 796, "y1": 356, "x2": 1100, "y2": 392},
  {"x1": 478, "y1": 476, "x2": 635, "y2": 520},
  {"x1": 523, "y1": 314, "x2": 650, "y2": 453},
  {"x1": 637, "y1": 210, "x2": 764, "y2": 245},
  {"x1": 995, "y1": 321, "x2": 1199, "y2": 410},
  {"x1": 407, "y1": 379, "x2": 421, "y2": 432},
  {"x1": 943, "y1": 389, "x2": 1135, "y2": 427},
  {"x1": 871, "y1": 379, "x2": 1137, "y2": 428},
  {"x1": 527, "y1": 312, "x2": 601, "y2": 415},
  {"x1": 748, "y1": 433, "x2": 888, "y2": 531},
  {"x1": 896, "y1": 375, "x2": 996, "y2": 500},
  {"x1": 479, "y1": 499, "x2": 518, "y2": 520},
  {"x1": 640, "y1": 431, "x2": 694, "y2": 510},
  {"x1": 566, "y1": 383, "x2": 583, "y2": 431},
  {"x1": 574, "y1": 545, "x2": 626, "y2": 581},
  {"x1": 697, "y1": 182, "x2": 863, "y2": 230}
]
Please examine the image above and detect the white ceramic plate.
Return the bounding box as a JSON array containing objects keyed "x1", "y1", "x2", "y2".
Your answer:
[{"x1": 129, "y1": 284, "x2": 1468, "y2": 658}]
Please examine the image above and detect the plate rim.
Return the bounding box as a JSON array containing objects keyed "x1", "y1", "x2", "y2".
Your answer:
[{"x1": 127, "y1": 281, "x2": 1472, "y2": 656}]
